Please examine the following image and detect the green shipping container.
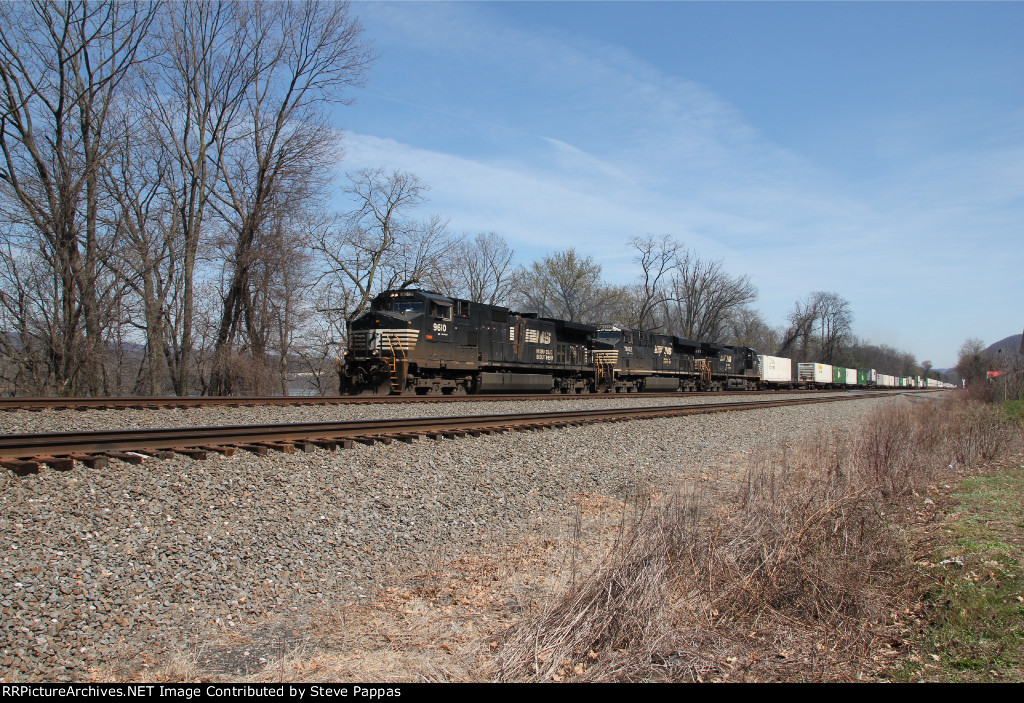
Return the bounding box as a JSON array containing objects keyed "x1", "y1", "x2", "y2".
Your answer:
[
  {"x1": 858, "y1": 368, "x2": 876, "y2": 386},
  {"x1": 832, "y1": 366, "x2": 846, "y2": 384}
]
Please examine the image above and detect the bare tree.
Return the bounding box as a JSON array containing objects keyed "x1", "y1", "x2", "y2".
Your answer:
[
  {"x1": 242, "y1": 210, "x2": 318, "y2": 395},
  {"x1": 449, "y1": 232, "x2": 516, "y2": 306},
  {"x1": 513, "y1": 248, "x2": 620, "y2": 323},
  {"x1": 292, "y1": 287, "x2": 345, "y2": 396},
  {"x1": 776, "y1": 296, "x2": 818, "y2": 360},
  {"x1": 624, "y1": 234, "x2": 682, "y2": 330},
  {"x1": 659, "y1": 252, "x2": 758, "y2": 341},
  {"x1": 725, "y1": 305, "x2": 779, "y2": 353},
  {"x1": 956, "y1": 337, "x2": 988, "y2": 388},
  {"x1": 100, "y1": 106, "x2": 176, "y2": 395},
  {"x1": 0, "y1": 236, "x2": 56, "y2": 394},
  {"x1": 132, "y1": 0, "x2": 259, "y2": 396},
  {"x1": 206, "y1": 0, "x2": 373, "y2": 395},
  {"x1": 0, "y1": 0, "x2": 157, "y2": 395},
  {"x1": 314, "y1": 168, "x2": 455, "y2": 341},
  {"x1": 813, "y1": 291, "x2": 853, "y2": 364},
  {"x1": 776, "y1": 291, "x2": 853, "y2": 363}
]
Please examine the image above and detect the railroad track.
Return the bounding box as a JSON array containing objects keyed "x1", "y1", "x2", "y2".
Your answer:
[
  {"x1": 1, "y1": 393, "x2": 879, "y2": 476},
  {"x1": 0, "y1": 387, "x2": 886, "y2": 412}
]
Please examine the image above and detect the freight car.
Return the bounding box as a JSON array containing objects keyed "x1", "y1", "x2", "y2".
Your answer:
[{"x1": 339, "y1": 289, "x2": 761, "y2": 395}]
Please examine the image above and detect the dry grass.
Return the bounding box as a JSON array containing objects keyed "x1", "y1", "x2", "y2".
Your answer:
[
  {"x1": 489, "y1": 395, "x2": 1022, "y2": 682},
  {"x1": 236, "y1": 502, "x2": 631, "y2": 684}
]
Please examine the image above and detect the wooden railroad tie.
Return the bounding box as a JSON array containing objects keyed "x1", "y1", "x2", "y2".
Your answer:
[
  {"x1": 2, "y1": 460, "x2": 39, "y2": 476},
  {"x1": 202, "y1": 445, "x2": 237, "y2": 457},
  {"x1": 260, "y1": 442, "x2": 295, "y2": 454},
  {"x1": 175, "y1": 448, "x2": 209, "y2": 460},
  {"x1": 67, "y1": 453, "x2": 108, "y2": 469},
  {"x1": 32, "y1": 455, "x2": 75, "y2": 471},
  {"x1": 133, "y1": 449, "x2": 175, "y2": 460},
  {"x1": 105, "y1": 451, "x2": 146, "y2": 465},
  {"x1": 377, "y1": 433, "x2": 417, "y2": 444}
]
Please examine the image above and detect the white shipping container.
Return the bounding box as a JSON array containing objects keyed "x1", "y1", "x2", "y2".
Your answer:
[
  {"x1": 798, "y1": 362, "x2": 833, "y2": 384},
  {"x1": 758, "y1": 355, "x2": 792, "y2": 384},
  {"x1": 816, "y1": 363, "x2": 833, "y2": 384},
  {"x1": 845, "y1": 368, "x2": 857, "y2": 385}
]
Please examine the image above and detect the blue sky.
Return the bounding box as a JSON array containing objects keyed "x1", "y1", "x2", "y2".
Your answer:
[{"x1": 334, "y1": 1, "x2": 1023, "y2": 368}]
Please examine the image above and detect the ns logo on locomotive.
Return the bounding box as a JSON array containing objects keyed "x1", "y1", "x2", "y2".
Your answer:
[{"x1": 337, "y1": 289, "x2": 762, "y2": 396}]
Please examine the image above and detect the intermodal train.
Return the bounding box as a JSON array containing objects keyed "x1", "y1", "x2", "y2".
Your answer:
[{"x1": 338, "y1": 289, "x2": 950, "y2": 395}]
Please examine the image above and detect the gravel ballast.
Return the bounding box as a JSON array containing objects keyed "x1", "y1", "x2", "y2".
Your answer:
[
  {"x1": 0, "y1": 393, "x2": 898, "y2": 681},
  {"x1": 0, "y1": 392, "x2": 852, "y2": 435}
]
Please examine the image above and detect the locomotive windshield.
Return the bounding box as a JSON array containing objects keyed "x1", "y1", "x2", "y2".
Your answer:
[
  {"x1": 390, "y1": 300, "x2": 424, "y2": 314},
  {"x1": 596, "y1": 330, "x2": 621, "y2": 342}
]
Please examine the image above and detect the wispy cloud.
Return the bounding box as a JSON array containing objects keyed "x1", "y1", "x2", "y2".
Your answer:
[{"x1": 342, "y1": 2, "x2": 1023, "y2": 366}]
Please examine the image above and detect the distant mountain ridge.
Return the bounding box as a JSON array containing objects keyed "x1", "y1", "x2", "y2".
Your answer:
[{"x1": 986, "y1": 333, "x2": 1023, "y2": 356}]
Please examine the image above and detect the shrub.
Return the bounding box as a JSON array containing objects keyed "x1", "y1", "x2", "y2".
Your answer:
[{"x1": 490, "y1": 395, "x2": 1022, "y2": 682}]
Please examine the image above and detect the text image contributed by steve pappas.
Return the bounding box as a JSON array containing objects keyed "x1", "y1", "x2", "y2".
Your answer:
[{"x1": 1, "y1": 684, "x2": 406, "y2": 700}]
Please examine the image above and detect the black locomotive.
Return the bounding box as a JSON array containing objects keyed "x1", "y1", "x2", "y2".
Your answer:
[{"x1": 339, "y1": 289, "x2": 761, "y2": 395}]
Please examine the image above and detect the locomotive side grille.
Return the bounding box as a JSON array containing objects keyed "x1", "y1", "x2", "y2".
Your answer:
[
  {"x1": 592, "y1": 350, "x2": 619, "y2": 365},
  {"x1": 378, "y1": 329, "x2": 419, "y2": 354}
]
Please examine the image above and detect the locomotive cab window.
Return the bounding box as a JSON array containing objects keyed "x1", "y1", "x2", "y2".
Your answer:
[
  {"x1": 432, "y1": 303, "x2": 452, "y2": 321},
  {"x1": 456, "y1": 301, "x2": 470, "y2": 317}
]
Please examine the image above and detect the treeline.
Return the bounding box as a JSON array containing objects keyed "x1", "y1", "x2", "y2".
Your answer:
[
  {"x1": 0, "y1": 1, "x2": 375, "y2": 397},
  {"x1": 0, "y1": 1, "x2": 929, "y2": 398}
]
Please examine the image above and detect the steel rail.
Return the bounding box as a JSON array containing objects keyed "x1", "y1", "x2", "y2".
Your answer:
[
  {"x1": 0, "y1": 394, "x2": 872, "y2": 462},
  {"x1": 0, "y1": 387, "x2": 895, "y2": 412}
]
